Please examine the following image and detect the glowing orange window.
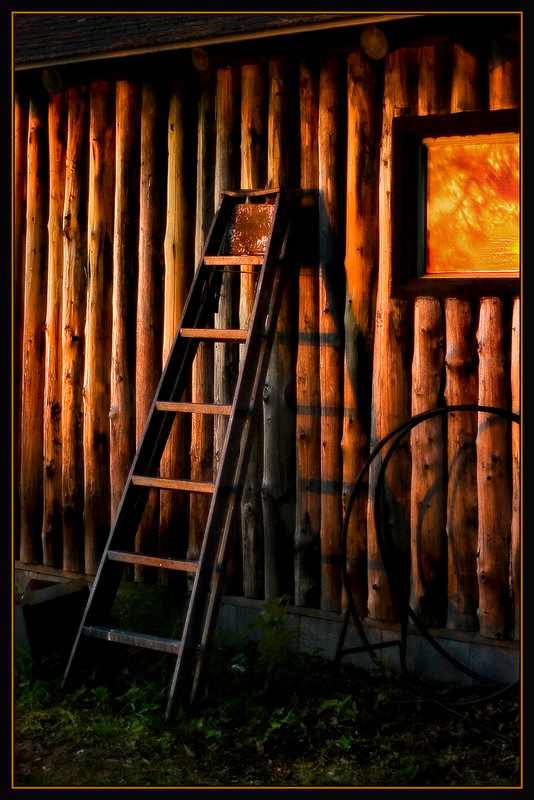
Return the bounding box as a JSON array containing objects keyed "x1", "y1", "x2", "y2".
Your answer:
[{"x1": 424, "y1": 132, "x2": 520, "y2": 275}]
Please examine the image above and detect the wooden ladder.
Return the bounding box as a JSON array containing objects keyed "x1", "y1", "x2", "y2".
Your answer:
[{"x1": 63, "y1": 188, "x2": 299, "y2": 719}]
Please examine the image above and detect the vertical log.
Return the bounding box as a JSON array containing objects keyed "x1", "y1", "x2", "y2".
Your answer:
[
  {"x1": 213, "y1": 66, "x2": 241, "y2": 593},
  {"x1": 444, "y1": 301, "x2": 479, "y2": 630},
  {"x1": 42, "y1": 91, "x2": 66, "y2": 567},
  {"x1": 406, "y1": 45, "x2": 450, "y2": 628},
  {"x1": 213, "y1": 66, "x2": 239, "y2": 472},
  {"x1": 294, "y1": 60, "x2": 321, "y2": 608},
  {"x1": 411, "y1": 298, "x2": 446, "y2": 628},
  {"x1": 195, "y1": 70, "x2": 215, "y2": 261},
  {"x1": 266, "y1": 58, "x2": 292, "y2": 189},
  {"x1": 343, "y1": 50, "x2": 382, "y2": 616},
  {"x1": 476, "y1": 19, "x2": 519, "y2": 641},
  {"x1": 489, "y1": 36, "x2": 520, "y2": 111},
  {"x1": 263, "y1": 57, "x2": 297, "y2": 600},
  {"x1": 444, "y1": 42, "x2": 481, "y2": 631},
  {"x1": 189, "y1": 340, "x2": 214, "y2": 562},
  {"x1": 134, "y1": 78, "x2": 166, "y2": 580},
  {"x1": 213, "y1": 68, "x2": 236, "y2": 201},
  {"x1": 318, "y1": 56, "x2": 344, "y2": 613},
  {"x1": 189, "y1": 69, "x2": 215, "y2": 571},
  {"x1": 62, "y1": 87, "x2": 87, "y2": 572},
  {"x1": 240, "y1": 62, "x2": 267, "y2": 598},
  {"x1": 84, "y1": 82, "x2": 115, "y2": 576},
  {"x1": 14, "y1": 93, "x2": 28, "y2": 561},
  {"x1": 450, "y1": 42, "x2": 481, "y2": 114},
  {"x1": 20, "y1": 94, "x2": 48, "y2": 565},
  {"x1": 240, "y1": 64, "x2": 267, "y2": 189},
  {"x1": 510, "y1": 297, "x2": 520, "y2": 640},
  {"x1": 161, "y1": 83, "x2": 193, "y2": 563},
  {"x1": 110, "y1": 81, "x2": 140, "y2": 531},
  {"x1": 476, "y1": 298, "x2": 512, "y2": 639},
  {"x1": 368, "y1": 48, "x2": 416, "y2": 622},
  {"x1": 417, "y1": 44, "x2": 451, "y2": 116}
]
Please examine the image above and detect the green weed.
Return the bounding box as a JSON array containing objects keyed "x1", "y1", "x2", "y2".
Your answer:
[{"x1": 13, "y1": 593, "x2": 521, "y2": 788}]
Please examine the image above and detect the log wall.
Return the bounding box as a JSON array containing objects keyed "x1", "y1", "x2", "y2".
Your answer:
[{"x1": 14, "y1": 29, "x2": 520, "y2": 642}]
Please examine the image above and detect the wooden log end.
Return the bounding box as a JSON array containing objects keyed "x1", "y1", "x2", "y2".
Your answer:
[
  {"x1": 191, "y1": 48, "x2": 210, "y2": 72},
  {"x1": 360, "y1": 25, "x2": 389, "y2": 60}
]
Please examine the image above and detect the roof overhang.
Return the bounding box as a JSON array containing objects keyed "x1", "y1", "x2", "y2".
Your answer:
[{"x1": 13, "y1": 11, "x2": 426, "y2": 71}]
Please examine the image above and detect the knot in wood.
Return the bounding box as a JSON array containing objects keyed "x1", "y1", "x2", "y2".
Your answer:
[{"x1": 45, "y1": 458, "x2": 56, "y2": 477}]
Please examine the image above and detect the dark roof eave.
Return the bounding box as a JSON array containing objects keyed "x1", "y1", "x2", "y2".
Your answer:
[{"x1": 13, "y1": 11, "x2": 426, "y2": 71}]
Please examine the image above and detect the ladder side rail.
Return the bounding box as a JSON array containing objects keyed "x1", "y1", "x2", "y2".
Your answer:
[
  {"x1": 172, "y1": 258, "x2": 283, "y2": 715},
  {"x1": 108, "y1": 268, "x2": 224, "y2": 545},
  {"x1": 197, "y1": 195, "x2": 287, "y2": 549},
  {"x1": 62, "y1": 551, "x2": 129, "y2": 686},
  {"x1": 137, "y1": 190, "x2": 280, "y2": 477},
  {"x1": 151, "y1": 189, "x2": 264, "y2": 410},
  {"x1": 64, "y1": 193, "x2": 243, "y2": 683},
  {"x1": 167, "y1": 265, "x2": 282, "y2": 711},
  {"x1": 89, "y1": 194, "x2": 242, "y2": 544},
  {"x1": 154, "y1": 189, "x2": 275, "y2": 407},
  {"x1": 97, "y1": 194, "x2": 235, "y2": 531},
  {"x1": 178, "y1": 192, "x2": 284, "y2": 591},
  {"x1": 185, "y1": 192, "x2": 300, "y2": 705},
  {"x1": 132, "y1": 264, "x2": 226, "y2": 478},
  {"x1": 167, "y1": 193, "x2": 298, "y2": 711},
  {"x1": 187, "y1": 263, "x2": 289, "y2": 707},
  {"x1": 155, "y1": 195, "x2": 235, "y2": 400}
]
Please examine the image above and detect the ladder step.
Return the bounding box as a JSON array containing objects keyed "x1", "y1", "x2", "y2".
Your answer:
[
  {"x1": 107, "y1": 550, "x2": 199, "y2": 573},
  {"x1": 131, "y1": 476, "x2": 215, "y2": 493},
  {"x1": 203, "y1": 255, "x2": 263, "y2": 265},
  {"x1": 82, "y1": 626, "x2": 182, "y2": 654},
  {"x1": 179, "y1": 328, "x2": 249, "y2": 342},
  {"x1": 155, "y1": 401, "x2": 232, "y2": 416}
]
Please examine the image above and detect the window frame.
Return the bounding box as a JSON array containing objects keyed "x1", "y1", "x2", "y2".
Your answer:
[{"x1": 391, "y1": 109, "x2": 520, "y2": 299}]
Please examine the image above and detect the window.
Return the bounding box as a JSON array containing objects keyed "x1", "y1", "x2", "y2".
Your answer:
[{"x1": 392, "y1": 110, "x2": 520, "y2": 297}]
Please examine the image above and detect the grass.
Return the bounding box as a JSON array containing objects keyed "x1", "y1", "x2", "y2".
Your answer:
[{"x1": 13, "y1": 589, "x2": 522, "y2": 788}]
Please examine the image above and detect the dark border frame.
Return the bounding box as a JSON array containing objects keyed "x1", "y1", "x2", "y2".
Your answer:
[{"x1": 391, "y1": 109, "x2": 520, "y2": 299}]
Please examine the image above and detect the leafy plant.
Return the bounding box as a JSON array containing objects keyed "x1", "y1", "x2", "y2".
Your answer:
[
  {"x1": 242, "y1": 594, "x2": 320, "y2": 702},
  {"x1": 13, "y1": 592, "x2": 521, "y2": 788}
]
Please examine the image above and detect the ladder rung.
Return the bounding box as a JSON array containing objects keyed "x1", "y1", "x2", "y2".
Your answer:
[
  {"x1": 82, "y1": 626, "x2": 181, "y2": 654},
  {"x1": 203, "y1": 255, "x2": 263, "y2": 265},
  {"x1": 179, "y1": 328, "x2": 248, "y2": 342},
  {"x1": 131, "y1": 475, "x2": 215, "y2": 493},
  {"x1": 107, "y1": 550, "x2": 199, "y2": 573},
  {"x1": 155, "y1": 401, "x2": 232, "y2": 416}
]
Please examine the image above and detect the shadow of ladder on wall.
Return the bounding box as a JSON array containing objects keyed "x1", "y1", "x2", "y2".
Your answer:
[{"x1": 62, "y1": 188, "x2": 300, "y2": 720}]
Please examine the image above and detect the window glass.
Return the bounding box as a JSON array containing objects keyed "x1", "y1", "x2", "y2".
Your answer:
[{"x1": 424, "y1": 132, "x2": 520, "y2": 274}]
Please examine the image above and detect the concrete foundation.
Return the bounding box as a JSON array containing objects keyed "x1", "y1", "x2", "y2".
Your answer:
[
  {"x1": 14, "y1": 563, "x2": 519, "y2": 688},
  {"x1": 217, "y1": 596, "x2": 520, "y2": 688}
]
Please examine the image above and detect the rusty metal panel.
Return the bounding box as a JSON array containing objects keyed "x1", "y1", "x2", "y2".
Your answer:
[{"x1": 222, "y1": 204, "x2": 275, "y2": 255}]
